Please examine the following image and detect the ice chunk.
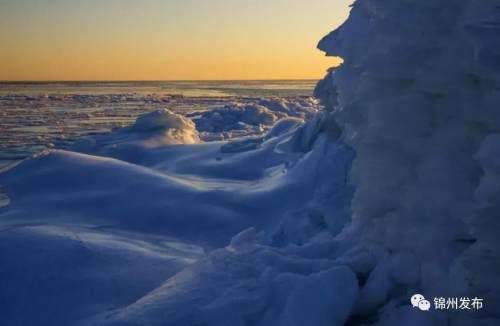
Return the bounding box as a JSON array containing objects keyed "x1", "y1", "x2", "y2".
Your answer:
[
  {"x1": 129, "y1": 108, "x2": 200, "y2": 145},
  {"x1": 282, "y1": 266, "x2": 359, "y2": 326}
]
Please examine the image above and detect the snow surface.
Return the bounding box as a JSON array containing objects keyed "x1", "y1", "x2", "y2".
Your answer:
[
  {"x1": 0, "y1": 98, "x2": 356, "y2": 325},
  {"x1": 1, "y1": 1, "x2": 500, "y2": 325}
]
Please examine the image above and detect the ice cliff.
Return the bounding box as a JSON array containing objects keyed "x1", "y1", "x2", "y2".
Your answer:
[{"x1": 315, "y1": 0, "x2": 500, "y2": 323}]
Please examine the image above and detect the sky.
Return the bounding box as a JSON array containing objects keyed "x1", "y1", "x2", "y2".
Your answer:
[{"x1": 0, "y1": 0, "x2": 351, "y2": 81}]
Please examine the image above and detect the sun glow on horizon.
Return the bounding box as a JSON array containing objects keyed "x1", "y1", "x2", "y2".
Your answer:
[{"x1": 0, "y1": 0, "x2": 350, "y2": 81}]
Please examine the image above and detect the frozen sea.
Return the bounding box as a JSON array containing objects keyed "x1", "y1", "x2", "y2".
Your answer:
[
  {"x1": 0, "y1": 80, "x2": 317, "y2": 169},
  {"x1": 0, "y1": 78, "x2": 352, "y2": 326},
  {"x1": 2, "y1": 0, "x2": 499, "y2": 324}
]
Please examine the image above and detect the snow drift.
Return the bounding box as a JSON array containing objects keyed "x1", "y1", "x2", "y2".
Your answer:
[{"x1": 129, "y1": 108, "x2": 200, "y2": 145}]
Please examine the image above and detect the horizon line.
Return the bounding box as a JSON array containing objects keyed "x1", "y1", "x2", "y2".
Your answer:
[{"x1": 0, "y1": 78, "x2": 320, "y2": 84}]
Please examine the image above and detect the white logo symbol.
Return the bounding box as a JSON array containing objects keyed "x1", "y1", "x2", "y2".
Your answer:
[
  {"x1": 418, "y1": 299, "x2": 431, "y2": 311},
  {"x1": 411, "y1": 294, "x2": 431, "y2": 311}
]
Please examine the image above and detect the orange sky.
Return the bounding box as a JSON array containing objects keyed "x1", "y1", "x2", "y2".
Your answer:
[{"x1": 0, "y1": 0, "x2": 350, "y2": 81}]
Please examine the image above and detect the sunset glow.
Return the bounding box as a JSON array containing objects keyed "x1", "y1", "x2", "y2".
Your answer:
[{"x1": 0, "y1": 0, "x2": 350, "y2": 81}]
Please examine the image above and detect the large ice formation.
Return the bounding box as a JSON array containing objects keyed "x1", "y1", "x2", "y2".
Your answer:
[{"x1": 314, "y1": 0, "x2": 500, "y2": 323}]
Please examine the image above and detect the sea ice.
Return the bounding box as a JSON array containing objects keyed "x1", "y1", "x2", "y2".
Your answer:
[{"x1": 1, "y1": 0, "x2": 499, "y2": 325}]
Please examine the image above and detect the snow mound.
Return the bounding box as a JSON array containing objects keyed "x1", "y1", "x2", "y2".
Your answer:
[
  {"x1": 71, "y1": 109, "x2": 200, "y2": 157},
  {"x1": 129, "y1": 108, "x2": 200, "y2": 145},
  {"x1": 131, "y1": 109, "x2": 195, "y2": 133}
]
